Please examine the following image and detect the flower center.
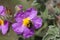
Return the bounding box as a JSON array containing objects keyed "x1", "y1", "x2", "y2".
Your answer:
[
  {"x1": 0, "y1": 19, "x2": 4, "y2": 26},
  {"x1": 23, "y1": 18, "x2": 30, "y2": 27}
]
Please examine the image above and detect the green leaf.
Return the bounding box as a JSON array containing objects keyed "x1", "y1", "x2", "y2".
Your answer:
[
  {"x1": 41, "y1": 8, "x2": 48, "y2": 20},
  {"x1": 55, "y1": 7, "x2": 60, "y2": 14},
  {"x1": 42, "y1": 25, "x2": 60, "y2": 40}
]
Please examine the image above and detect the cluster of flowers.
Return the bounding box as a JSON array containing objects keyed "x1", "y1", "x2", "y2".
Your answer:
[{"x1": 0, "y1": 5, "x2": 42, "y2": 38}]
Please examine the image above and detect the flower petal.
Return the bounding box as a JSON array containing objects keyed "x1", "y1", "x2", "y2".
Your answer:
[
  {"x1": 1, "y1": 21, "x2": 9, "y2": 35},
  {"x1": 12, "y1": 23, "x2": 21, "y2": 29},
  {"x1": 12, "y1": 23, "x2": 26, "y2": 34},
  {"x1": 0, "y1": 5, "x2": 6, "y2": 16},
  {"x1": 24, "y1": 8, "x2": 33, "y2": 17},
  {"x1": 15, "y1": 17, "x2": 23, "y2": 23},
  {"x1": 23, "y1": 28, "x2": 34, "y2": 38},
  {"x1": 0, "y1": 6, "x2": 4, "y2": 13},
  {"x1": 27, "y1": 8, "x2": 37, "y2": 19},
  {"x1": 15, "y1": 11, "x2": 24, "y2": 18},
  {"x1": 15, "y1": 11, "x2": 25, "y2": 22},
  {"x1": 31, "y1": 16, "x2": 42, "y2": 29},
  {"x1": 12, "y1": 23, "x2": 22, "y2": 34}
]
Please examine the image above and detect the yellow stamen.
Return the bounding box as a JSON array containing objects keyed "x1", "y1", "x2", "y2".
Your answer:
[
  {"x1": 0, "y1": 19, "x2": 4, "y2": 26},
  {"x1": 23, "y1": 18, "x2": 30, "y2": 27}
]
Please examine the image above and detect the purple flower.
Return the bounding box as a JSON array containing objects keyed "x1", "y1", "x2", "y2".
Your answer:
[
  {"x1": 0, "y1": 6, "x2": 9, "y2": 35},
  {"x1": 12, "y1": 6, "x2": 42, "y2": 38},
  {"x1": 0, "y1": 19, "x2": 9, "y2": 35},
  {"x1": 0, "y1": 5, "x2": 6, "y2": 16}
]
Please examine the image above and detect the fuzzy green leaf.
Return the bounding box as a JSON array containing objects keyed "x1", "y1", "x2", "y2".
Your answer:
[{"x1": 42, "y1": 25, "x2": 60, "y2": 40}]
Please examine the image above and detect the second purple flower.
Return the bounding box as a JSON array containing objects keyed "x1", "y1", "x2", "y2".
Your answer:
[{"x1": 12, "y1": 5, "x2": 42, "y2": 38}]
